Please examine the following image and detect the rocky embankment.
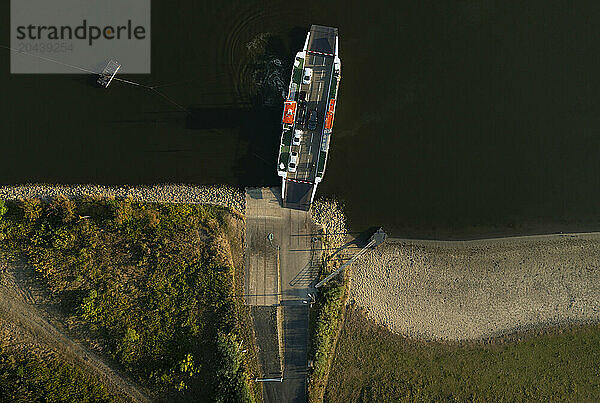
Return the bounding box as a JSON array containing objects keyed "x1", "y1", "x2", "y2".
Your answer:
[
  {"x1": 310, "y1": 199, "x2": 347, "y2": 250},
  {"x1": 349, "y1": 234, "x2": 600, "y2": 341},
  {"x1": 0, "y1": 184, "x2": 245, "y2": 213}
]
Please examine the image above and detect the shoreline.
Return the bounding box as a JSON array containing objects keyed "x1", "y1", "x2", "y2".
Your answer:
[
  {"x1": 349, "y1": 235, "x2": 600, "y2": 341},
  {"x1": 0, "y1": 184, "x2": 245, "y2": 214},
  {"x1": 388, "y1": 231, "x2": 600, "y2": 244},
  {"x1": 349, "y1": 221, "x2": 600, "y2": 242},
  {"x1": 3, "y1": 184, "x2": 599, "y2": 243},
  {"x1": 4, "y1": 186, "x2": 599, "y2": 343}
]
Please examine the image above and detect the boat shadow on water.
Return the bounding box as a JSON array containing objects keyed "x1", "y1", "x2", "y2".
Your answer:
[{"x1": 186, "y1": 105, "x2": 282, "y2": 186}]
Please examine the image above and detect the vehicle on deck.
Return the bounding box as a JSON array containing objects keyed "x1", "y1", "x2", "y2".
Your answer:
[
  {"x1": 302, "y1": 68, "x2": 313, "y2": 84},
  {"x1": 308, "y1": 110, "x2": 318, "y2": 130},
  {"x1": 293, "y1": 130, "x2": 303, "y2": 145},
  {"x1": 288, "y1": 151, "x2": 298, "y2": 172},
  {"x1": 297, "y1": 104, "x2": 307, "y2": 126}
]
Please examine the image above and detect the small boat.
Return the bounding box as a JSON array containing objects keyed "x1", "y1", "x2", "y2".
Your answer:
[{"x1": 97, "y1": 60, "x2": 121, "y2": 88}]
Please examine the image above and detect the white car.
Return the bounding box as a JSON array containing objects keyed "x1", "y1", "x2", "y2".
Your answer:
[
  {"x1": 293, "y1": 130, "x2": 303, "y2": 146},
  {"x1": 302, "y1": 68, "x2": 313, "y2": 85},
  {"x1": 288, "y1": 151, "x2": 298, "y2": 172}
]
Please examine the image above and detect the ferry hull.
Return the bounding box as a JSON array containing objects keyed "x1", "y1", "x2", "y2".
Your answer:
[{"x1": 276, "y1": 25, "x2": 341, "y2": 210}]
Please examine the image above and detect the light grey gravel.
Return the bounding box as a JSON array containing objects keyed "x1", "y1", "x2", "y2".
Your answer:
[
  {"x1": 349, "y1": 234, "x2": 600, "y2": 341},
  {"x1": 310, "y1": 198, "x2": 347, "y2": 250},
  {"x1": 0, "y1": 184, "x2": 245, "y2": 213}
]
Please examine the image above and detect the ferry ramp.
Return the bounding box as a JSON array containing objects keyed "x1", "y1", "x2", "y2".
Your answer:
[{"x1": 245, "y1": 187, "x2": 322, "y2": 402}]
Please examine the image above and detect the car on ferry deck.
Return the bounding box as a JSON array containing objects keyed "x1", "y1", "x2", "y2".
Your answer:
[
  {"x1": 288, "y1": 151, "x2": 298, "y2": 172},
  {"x1": 293, "y1": 130, "x2": 303, "y2": 146},
  {"x1": 308, "y1": 110, "x2": 318, "y2": 131},
  {"x1": 302, "y1": 68, "x2": 313, "y2": 85}
]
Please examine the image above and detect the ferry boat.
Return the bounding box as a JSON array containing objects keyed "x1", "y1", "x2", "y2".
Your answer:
[{"x1": 277, "y1": 25, "x2": 341, "y2": 210}]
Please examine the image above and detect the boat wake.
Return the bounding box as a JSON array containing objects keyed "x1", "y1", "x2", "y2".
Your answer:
[{"x1": 246, "y1": 33, "x2": 288, "y2": 107}]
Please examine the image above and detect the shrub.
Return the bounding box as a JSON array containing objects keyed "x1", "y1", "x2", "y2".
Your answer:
[
  {"x1": 48, "y1": 195, "x2": 75, "y2": 222},
  {"x1": 0, "y1": 200, "x2": 7, "y2": 220},
  {"x1": 212, "y1": 332, "x2": 254, "y2": 403},
  {"x1": 20, "y1": 198, "x2": 42, "y2": 222},
  {"x1": 0, "y1": 198, "x2": 258, "y2": 401},
  {"x1": 308, "y1": 254, "x2": 349, "y2": 402}
]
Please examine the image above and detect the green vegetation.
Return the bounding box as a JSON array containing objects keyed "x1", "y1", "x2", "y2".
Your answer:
[
  {"x1": 0, "y1": 200, "x2": 7, "y2": 220},
  {"x1": 0, "y1": 197, "x2": 259, "y2": 402},
  {"x1": 282, "y1": 128, "x2": 292, "y2": 146},
  {"x1": 326, "y1": 307, "x2": 600, "y2": 402},
  {"x1": 279, "y1": 129, "x2": 292, "y2": 169},
  {"x1": 329, "y1": 78, "x2": 337, "y2": 101},
  {"x1": 0, "y1": 346, "x2": 112, "y2": 402},
  {"x1": 292, "y1": 57, "x2": 305, "y2": 85},
  {"x1": 279, "y1": 151, "x2": 290, "y2": 169},
  {"x1": 308, "y1": 257, "x2": 348, "y2": 403},
  {"x1": 316, "y1": 151, "x2": 327, "y2": 177}
]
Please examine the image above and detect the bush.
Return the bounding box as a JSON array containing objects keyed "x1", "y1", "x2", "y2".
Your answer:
[
  {"x1": 48, "y1": 195, "x2": 75, "y2": 222},
  {"x1": 308, "y1": 246, "x2": 349, "y2": 402},
  {"x1": 20, "y1": 198, "x2": 42, "y2": 222},
  {"x1": 0, "y1": 200, "x2": 7, "y2": 220},
  {"x1": 212, "y1": 332, "x2": 254, "y2": 403},
  {"x1": 0, "y1": 197, "x2": 257, "y2": 401}
]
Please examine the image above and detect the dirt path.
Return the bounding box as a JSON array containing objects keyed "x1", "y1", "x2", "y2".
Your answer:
[
  {"x1": 349, "y1": 232, "x2": 600, "y2": 341},
  {"x1": 0, "y1": 261, "x2": 151, "y2": 402}
]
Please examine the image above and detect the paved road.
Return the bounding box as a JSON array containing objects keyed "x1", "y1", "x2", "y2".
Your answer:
[
  {"x1": 245, "y1": 187, "x2": 321, "y2": 403},
  {"x1": 245, "y1": 188, "x2": 282, "y2": 306},
  {"x1": 280, "y1": 207, "x2": 320, "y2": 299},
  {"x1": 264, "y1": 305, "x2": 309, "y2": 403}
]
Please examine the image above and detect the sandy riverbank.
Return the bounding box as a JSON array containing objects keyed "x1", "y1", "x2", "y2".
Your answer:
[
  {"x1": 349, "y1": 233, "x2": 600, "y2": 341},
  {"x1": 0, "y1": 184, "x2": 245, "y2": 213}
]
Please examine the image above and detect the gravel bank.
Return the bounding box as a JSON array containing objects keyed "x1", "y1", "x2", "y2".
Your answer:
[
  {"x1": 310, "y1": 199, "x2": 347, "y2": 250},
  {"x1": 0, "y1": 184, "x2": 245, "y2": 213},
  {"x1": 349, "y1": 234, "x2": 600, "y2": 341}
]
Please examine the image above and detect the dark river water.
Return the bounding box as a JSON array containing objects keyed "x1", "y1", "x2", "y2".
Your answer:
[{"x1": 2, "y1": 1, "x2": 600, "y2": 238}]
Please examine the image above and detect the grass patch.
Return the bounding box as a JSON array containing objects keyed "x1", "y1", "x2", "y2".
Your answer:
[
  {"x1": 0, "y1": 197, "x2": 259, "y2": 402},
  {"x1": 329, "y1": 77, "x2": 338, "y2": 101},
  {"x1": 292, "y1": 57, "x2": 304, "y2": 85},
  {"x1": 278, "y1": 129, "x2": 292, "y2": 169},
  {"x1": 279, "y1": 151, "x2": 290, "y2": 168},
  {"x1": 282, "y1": 128, "x2": 292, "y2": 146},
  {"x1": 0, "y1": 346, "x2": 112, "y2": 402},
  {"x1": 326, "y1": 306, "x2": 600, "y2": 402},
  {"x1": 316, "y1": 150, "x2": 327, "y2": 177}
]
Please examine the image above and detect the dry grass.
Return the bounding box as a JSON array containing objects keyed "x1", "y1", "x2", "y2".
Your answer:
[{"x1": 326, "y1": 306, "x2": 600, "y2": 402}]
